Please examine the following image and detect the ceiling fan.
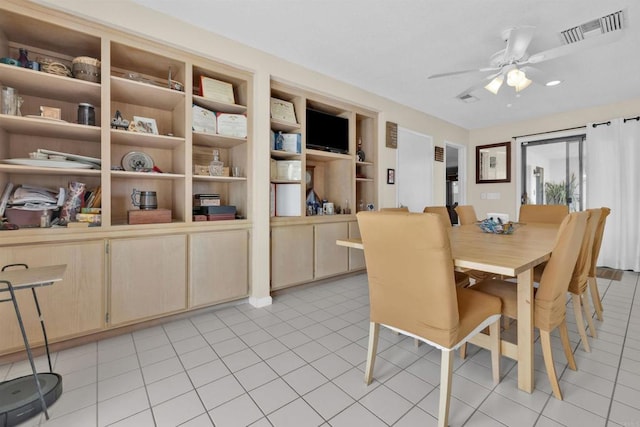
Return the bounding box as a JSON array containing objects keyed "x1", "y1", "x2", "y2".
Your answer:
[{"x1": 429, "y1": 16, "x2": 625, "y2": 98}]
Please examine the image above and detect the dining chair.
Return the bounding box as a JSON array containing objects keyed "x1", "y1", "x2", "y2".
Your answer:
[
  {"x1": 380, "y1": 207, "x2": 409, "y2": 212},
  {"x1": 472, "y1": 211, "x2": 587, "y2": 400},
  {"x1": 357, "y1": 211, "x2": 502, "y2": 427},
  {"x1": 381, "y1": 209, "x2": 469, "y2": 288},
  {"x1": 588, "y1": 207, "x2": 611, "y2": 321},
  {"x1": 534, "y1": 209, "x2": 600, "y2": 352},
  {"x1": 423, "y1": 206, "x2": 452, "y2": 227},
  {"x1": 455, "y1": 205, "x2": 478, "y2": 225},
  {"x1": 518, "y1": 204, "x2": 569, "y2": 224}
]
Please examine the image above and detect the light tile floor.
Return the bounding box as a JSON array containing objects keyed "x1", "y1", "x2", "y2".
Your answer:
[{"x1": 3, "y1": 271, "x2": 639, "y2": 427}]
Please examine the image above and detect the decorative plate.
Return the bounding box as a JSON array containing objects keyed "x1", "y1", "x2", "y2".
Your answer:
[{"x1": 122, "y1": 151, "x2": 154, "y2": 172}]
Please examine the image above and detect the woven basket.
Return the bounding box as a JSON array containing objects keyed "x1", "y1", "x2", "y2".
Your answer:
[{"x1": 72, "y1": 56, "x2": 101, "y2": 83}]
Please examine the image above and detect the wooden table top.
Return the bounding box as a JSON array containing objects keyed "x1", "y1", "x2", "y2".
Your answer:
[
  {"x1": 337, "y1": 223, "x2": 559, "y2": 277},
  {"x1": 0, "y1": 264, "x2": 66, "y2": 290}
]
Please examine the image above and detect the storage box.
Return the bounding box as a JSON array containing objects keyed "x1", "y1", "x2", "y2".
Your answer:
[
  {"x1": 5, "y1": 207, "x2": 56, "y2": 228},
  {"x1": 275, "y1": 160, "x2": 301, "y2": 181},
  {"x1": 193, "y1": 205, "x2": 236, "y2": 215},
  {"x1": 216, "y1": 113, "x2": 247, "y2": 138},
  {"x1": 194, "y1": 194, "x2": 221, "y2": 207},
  {"x1": 275, "y1": 184, "x2": 301, "y2": 216},
  {"x1": 127, "y1": 209, "x2": 172, "y2": 225}
]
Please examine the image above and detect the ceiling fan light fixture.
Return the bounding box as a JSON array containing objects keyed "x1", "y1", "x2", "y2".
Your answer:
[
  {"x1": 484, "y1": 76, "x2": 504, "y2": 94},
  {"x1": 514, "y1": 77, "x2": 532, "y2": 92},
  {"x1": 506, "y1": 68, "x2": 526, "y2": 87}
]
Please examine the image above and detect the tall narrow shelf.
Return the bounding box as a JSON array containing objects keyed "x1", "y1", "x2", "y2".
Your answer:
[{"x1": 191, "y1": 64, "x2": 251, "y2": 221}]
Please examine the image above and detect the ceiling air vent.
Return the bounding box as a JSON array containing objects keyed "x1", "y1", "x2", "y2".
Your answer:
[
  {"x1": 457, "y1": 93, "x2": 479, "y2": 103},
  {"x1": 561, "y1": 10, "x2": 624, "y2": 44}
]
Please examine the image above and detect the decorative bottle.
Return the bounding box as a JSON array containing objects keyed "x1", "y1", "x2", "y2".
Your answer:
[
  {"x1": 17, "y1": 48, "x2": 29, "y2": 68},
  {"x1": 209, "y1": 149, "x2": 224, "y2": 176}
]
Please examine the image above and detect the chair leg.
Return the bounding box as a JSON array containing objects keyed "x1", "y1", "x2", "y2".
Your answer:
[
  {"x1": 581, "y1": 291, "x2": 598, "y2": 339},
  {"x1": 558, "y1": 321, "x2": 577, "y2": 371},
  {"x1": 571, "y1": 293, "x2": 591, "y2": 353},
  {"x1": 540, "y1": 330, "x2": 563, "y2": 400},
  {"x1": 588, "y1": 276, "x2": 604, "y2": 321},
  {"x1": 459, "y1": 343, "x2": 467, "y2": 359},
  {"x1": 489, "y1": 319, "x2": 501, "y2": 384},
  {"x1": 364, "y1": 322, "x2": 380, "y2": 385},
  {"x1": 414, "y1": 338, "x2": 421, "y2": 348},
  {"x1": 438, "y1": 350, "x2": 454, "y2": 427}
]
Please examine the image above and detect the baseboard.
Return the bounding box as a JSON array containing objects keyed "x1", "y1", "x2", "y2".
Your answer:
[{"x1": 249, "y1": 295, "x2": 273, "y2": 308}]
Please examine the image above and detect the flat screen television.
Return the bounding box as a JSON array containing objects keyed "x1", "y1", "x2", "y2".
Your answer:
[{"x1": 306, "y1": 108, "x2": 349, "y2": 154}]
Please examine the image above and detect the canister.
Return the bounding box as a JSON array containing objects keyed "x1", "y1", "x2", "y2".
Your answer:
[{"x1": 77, "y1": 103, "x2": 95, "y2": 125}]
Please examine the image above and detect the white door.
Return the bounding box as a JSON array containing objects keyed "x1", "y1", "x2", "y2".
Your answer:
[{"x1": 397, "y1": 127, "x2": 433, "y2": 212}]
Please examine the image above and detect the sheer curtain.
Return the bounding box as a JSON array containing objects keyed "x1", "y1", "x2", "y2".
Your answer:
[{"x1": 586, "y1": 118, "x2": 640, "y2": 271}]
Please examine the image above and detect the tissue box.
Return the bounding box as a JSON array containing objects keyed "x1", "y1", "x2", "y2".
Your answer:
[{"x1": 274, "y1": 160, "x2": 301, "y2": 181}]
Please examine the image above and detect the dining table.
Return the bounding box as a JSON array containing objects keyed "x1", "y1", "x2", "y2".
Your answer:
[{"x1": 336, "y1": 222, "x2": 560, "y2": 393}]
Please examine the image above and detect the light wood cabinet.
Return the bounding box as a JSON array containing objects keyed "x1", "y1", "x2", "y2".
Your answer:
[
  {"x1": 314, "y1": 222, "x2": 349, "y2": 278},
  {"x1": 109, "y1": 234, "x2": 187, "y2": 326},
  {"x1": 0, "y1": 240, "x2": 105, "y2": 354},
  {"x1": 271, "y1": 224, "x2": 314, "y2": 290},
  {"x1": 189, "y1": 230, "x2": 248, "y2": 307},
  {"x1": 348, "y1": 221, "x2": 366, "y2": 271}
]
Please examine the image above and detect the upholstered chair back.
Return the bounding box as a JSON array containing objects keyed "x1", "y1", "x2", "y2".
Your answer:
[
  {"x1": 568, "y1": 209, "x2": 601, "y2": 295},
  {"x1": 535, "y1": 211, "x2": 588, "y2": 331},
  {"x1": 423, "y1": 206, "x2": 452, "y2": 228},
  {"x1": 589, "y1": 207, "x2": 611, "y2": 276},
  {"x1": 454, "y1": 205, "x2": 478, "y2": 225},
  {"x1": 357, "y1": 211, "x2": 460, "y2": 348},
  {"x1": 519, "y1": 204, "x2": 569, "y2": 224}
]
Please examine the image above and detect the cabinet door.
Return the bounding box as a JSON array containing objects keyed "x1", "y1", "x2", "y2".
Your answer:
[
  {"x1": 348, "y1": 221, "x2": 366, "y2": 271},
  {"x1": 109, "y1": 234, "x2": 187, "y2": 326},
  {"x1": 314, "y1": 222, "x2": 349, "y2": 279},
  {"x1": 0, "y1": 241, "x2": 105, "y2": 355},
  {"x1": 271, "y1": 225, "x2": 313, "y2": 290},
  {"x1": 190, "y1": 230, "x2": 248, "y2": 307}
]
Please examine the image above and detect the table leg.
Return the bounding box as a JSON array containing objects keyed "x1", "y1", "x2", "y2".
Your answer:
[{"x1": 517, "y1": 268, "x2": 534, "y2": 393}]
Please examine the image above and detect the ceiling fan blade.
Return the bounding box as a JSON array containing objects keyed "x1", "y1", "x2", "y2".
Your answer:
[
  {"x1": 527, "y1": 29, "x2": 625, "y2": 64},
  {"x1": 503, "y1": 26, "x2": 536, "y2": 62},
  {"x1": 428, "y1": 66, "x2": 499, "y2": 79}
]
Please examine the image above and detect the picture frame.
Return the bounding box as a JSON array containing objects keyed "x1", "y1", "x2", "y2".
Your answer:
[
  {"x1": 270, "y1": 97, "x2": 297, "y2": 123},
  {"x1": 131, "y1": 116, "x2": 158, "y2": 135},
  {"x1": 387, "y1": 168, "x2": 395, "y2": 185},
  {"x1": 476, "y1": 141, "x2": 511, "y2": 183}
]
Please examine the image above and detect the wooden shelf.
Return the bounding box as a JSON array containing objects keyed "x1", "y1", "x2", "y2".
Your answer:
[
  {"x1": 110, "y1": 170, "x2": 185, "y2": 180},
  {"x1": 110, "y1": 129, "x2": 184, "y2": 149},
  {"x1": 192, "y1": 95, "x2": 246, "y2": 114},
  {"x1": 0, "y1": 114, "x2": 101, "y2": 141},
  {"x1": 193, "y1": 175, "x2": 247, "y2": 183},
  {"x1": 111, "y1": 76, "x2": 185, "y2": 110},
  {"x1": 270, "y1": 179, "x2": 300, "y2": 184},
  {"x1": 0, "y1": 63, "x2": 101, "y2": 105},
  {"x1": 0, "y1": 164, "x2": 101, "y2": 176},
  {"x1": 270, "y1": 150, "x2": 301, "y2": 160},
  {"x1": 306, "y1": 149, "x2": 352, "y2": 162},
  {"x1": 271, "y1": 118, "x2": 301, "y2": 133},
  {"x1": 356, "y1": 161, "x2": 374, "y2": 166},
  {"x1": 192, "y1": 132, "x2": 246, "y2": 149}
]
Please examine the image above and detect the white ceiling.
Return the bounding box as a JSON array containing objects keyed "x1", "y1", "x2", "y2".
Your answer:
[{"x1": 133, "y1": 0, "x2": 640, "y2": 130}]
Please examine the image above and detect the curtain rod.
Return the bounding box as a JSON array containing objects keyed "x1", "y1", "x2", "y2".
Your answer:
[
  {"x1": 592, "y1": 120, "x2": 611, "y2": 128},
  {"x1": 514, "y1": 125, "x2": 585, "y2": 139},
  {"x1": 624, "y1": 115, "x2": 640, "y2": 123}
]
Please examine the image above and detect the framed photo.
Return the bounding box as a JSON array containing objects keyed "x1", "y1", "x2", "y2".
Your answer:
[
  {"x1": 131, "y1": 116, "x2": 158, "y2": 134},
  {"x1": 270, "y1": 97, "x2": 297, "y2": 123},
  {"x1": 387, "y1": 168, "x2": 395, "y2": 184}
]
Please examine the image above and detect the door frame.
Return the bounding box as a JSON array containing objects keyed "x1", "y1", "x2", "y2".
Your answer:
[
  {"x1": 515, "y1": 128, "x2": 586, "y2": 214},
  {"x1": 444, "y1": 141, "x2": 467, "y2": 205}
]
